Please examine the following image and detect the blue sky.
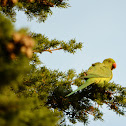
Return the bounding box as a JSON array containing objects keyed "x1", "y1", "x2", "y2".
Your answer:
[{"x1": 15, "y1": 0, "x2": 126, "y2": 125}]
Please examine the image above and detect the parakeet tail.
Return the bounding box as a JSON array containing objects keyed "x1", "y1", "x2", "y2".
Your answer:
[{"x1": 66, "y1": 79, "x2": 94, "y2": 97}]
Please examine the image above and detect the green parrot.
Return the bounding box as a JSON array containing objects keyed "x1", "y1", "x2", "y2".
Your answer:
[{"x1": 66, "y1": 58, "x2": 116, "y2": 97}]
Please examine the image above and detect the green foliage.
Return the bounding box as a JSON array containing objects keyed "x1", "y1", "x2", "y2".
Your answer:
[
  {"x1": 0, "y1": 13, "x2": 30, "y2": 86},
  {"x1": 0, "y1": 13, "x2": 62, "y2": 126},
  {"x1": 0, "y1": 1, "x2": 126, "y2": 126},
  {"x1": 0, "y1": 0, "x2": 69, "y2": 22},
  {"x1": 0, "y1": 87, "x2": 61, "y2": 126},
  {"x1": 32, "y1": 33, "x2": 82, "y2": 54},
  {"x1": 48, "y1": 81, "x2": 126, "y2": 125}
]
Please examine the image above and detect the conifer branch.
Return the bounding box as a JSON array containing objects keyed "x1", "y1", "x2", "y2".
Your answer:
[{"x1": 33, "y1": 47, "x2": 63, "y2": 53}]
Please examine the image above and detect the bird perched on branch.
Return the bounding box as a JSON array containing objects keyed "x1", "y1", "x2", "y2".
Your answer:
[{"x1": 66, "y1": 58, "x2": 116, "y2": 97}]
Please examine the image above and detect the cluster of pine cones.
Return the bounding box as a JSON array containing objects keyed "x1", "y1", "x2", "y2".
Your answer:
[
  {"x1": 0, "y1": 0, "x2": 18, "y2": 6},
  {"x1": 6, "y1": 33, "x2": 35, "y2": 59}
]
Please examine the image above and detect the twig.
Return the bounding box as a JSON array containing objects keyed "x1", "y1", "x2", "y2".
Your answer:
[{"x1": 33, "y1": 47, "x2": 63, "y2": 53}]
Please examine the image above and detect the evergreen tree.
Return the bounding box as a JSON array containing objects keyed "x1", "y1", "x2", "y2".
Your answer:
[{"x1": 0, "y1": 1, "x2": 126, "y2": 126}]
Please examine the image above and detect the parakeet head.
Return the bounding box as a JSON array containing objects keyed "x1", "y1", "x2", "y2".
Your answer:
[{"x1": 103, "y1": 58, "x2": 116, "y2": 70}]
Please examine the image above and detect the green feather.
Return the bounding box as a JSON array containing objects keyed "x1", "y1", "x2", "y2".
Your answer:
[{"x1": 66, "y1": 79, "x2": 95, "y2": 97}]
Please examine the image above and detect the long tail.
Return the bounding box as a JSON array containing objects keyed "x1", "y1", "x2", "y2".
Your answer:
[{"x1": 66, "y1": 79, "x2": 94, "y2": 97}]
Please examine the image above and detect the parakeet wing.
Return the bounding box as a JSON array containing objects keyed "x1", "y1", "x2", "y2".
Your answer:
[{"x1": 84, "y1": 63, "x2": 112, "y2": 78}]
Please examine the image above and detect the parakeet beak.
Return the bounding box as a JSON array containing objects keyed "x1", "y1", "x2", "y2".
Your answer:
[{"x1": 112, "y1": 63, "x2": 116, "y2": 70}]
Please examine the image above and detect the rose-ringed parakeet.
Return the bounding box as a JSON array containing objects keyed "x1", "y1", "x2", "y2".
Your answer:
[{"x1": 66, "y1": 58, "x2": 116, "y2": 97}]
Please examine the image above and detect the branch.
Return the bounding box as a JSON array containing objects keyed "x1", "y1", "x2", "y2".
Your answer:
[{"x1": 33, "y1": 47, "x2": 63, "y2": 53}]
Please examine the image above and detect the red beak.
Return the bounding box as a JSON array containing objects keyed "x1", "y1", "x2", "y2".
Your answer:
[{"x1": 112, "y1": 63, "x2": 116, "y2": 69}]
